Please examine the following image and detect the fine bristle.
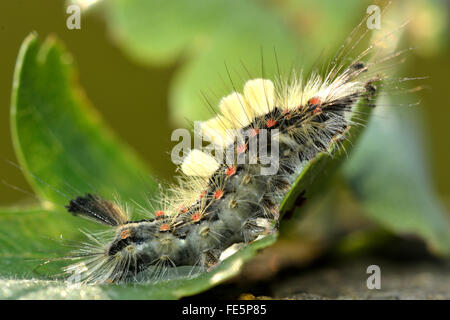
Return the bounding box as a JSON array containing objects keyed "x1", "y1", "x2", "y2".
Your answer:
[{"x1": 181, "y1": 149, "x2": 220, "y2": 177}]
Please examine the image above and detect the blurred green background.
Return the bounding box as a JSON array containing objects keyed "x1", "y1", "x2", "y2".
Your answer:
[{"x1": 0, "y1": 0, "x2": 448, "y2": 213}]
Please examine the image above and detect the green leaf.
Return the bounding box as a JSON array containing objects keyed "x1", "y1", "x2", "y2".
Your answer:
[
  {"x1": 0, "y1": 204, "x2": 277, "y2": 299},
  {"x1": 0, "y1": 206, "x2": 85, "y2": 279},
  {"x1": 11, "y1": 33, "x2": 156, "y2": 209},
  {"x1": 342, "y1": 103, "x2": 450, "y2": 256}
]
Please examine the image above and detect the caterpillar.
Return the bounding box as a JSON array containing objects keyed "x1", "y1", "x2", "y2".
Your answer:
[{"x1": 60, "y1": 13, "x2": 409, "y2": 283}]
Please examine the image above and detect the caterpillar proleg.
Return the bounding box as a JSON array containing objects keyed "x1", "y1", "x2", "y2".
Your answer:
[{"x1": 60, "y1": 10, "x2": 413, "y2": 284}]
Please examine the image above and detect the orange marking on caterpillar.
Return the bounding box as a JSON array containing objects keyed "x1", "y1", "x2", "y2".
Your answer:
[
  {"x1": 159, "y1": 223, "x2": 170, "y2": 232},
  {"x1": 226, "y1": 166, "x2": 236, "y2": 177},
  {"x1": 191, "y1": 212, "x2": 202, "y2": 222},
  {"x1": 308, "y1": 97, "x2": 321, "y2": 106},
  {"x1": 237, "y1": 144, "x2": 247, "y2": 154},
  {"x1": 199, "y1": 190, "x2": 207, "y2": 199},
  {"x1": 308, "y1": 97, "x2": 323, "y2": 115},
  {"x1": 120, "y1": 229, "x2": 131, "y2": 239},
  {"x1": 266, "y1": 118, "x2": 277, "y2": 128},
  {"x1": 250, "y1": 128, "x2": 259, "y2": 137},
  {"x1": 214, "y1": 189, "x2": 224, "y2": 199},
  {"x1": 155, "y1": 210, "x2": 164, "y2": 217}
]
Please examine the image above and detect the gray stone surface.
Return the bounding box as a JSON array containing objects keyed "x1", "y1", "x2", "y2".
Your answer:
[
  {"x1": 192, "y1": 256, "x2": 450, "y2": 300},
  {"x1": 270, "y1": 258, "x2": 450, "y2": 299}
]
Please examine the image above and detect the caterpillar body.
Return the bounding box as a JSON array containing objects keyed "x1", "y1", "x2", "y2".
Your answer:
[{"x1": 61, "y1": 16, "x2": 406, "y2": 283}]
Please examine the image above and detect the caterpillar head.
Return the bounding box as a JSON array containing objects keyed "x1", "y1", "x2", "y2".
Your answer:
[{"x1": 65, "y1": 194, "x2": 184, "y2": 282}]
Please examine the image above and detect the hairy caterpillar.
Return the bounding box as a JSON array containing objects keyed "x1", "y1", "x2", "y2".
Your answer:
[{"x1": 56, "y1": 12, "x2": 410, "y2": 284}]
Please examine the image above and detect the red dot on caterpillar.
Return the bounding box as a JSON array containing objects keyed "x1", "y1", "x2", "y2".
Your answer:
[
  {"x1": 266, "y1": 118, "x2": 277, "y2": 128},
  {"x1": 155, "y1": 210, "x2": 164, "y2": 217},
  {"x1": 214, "y1": 189, "x2": 224, "y2": 199},
  {"x1": 308, "y1": 96, "x2": 323, "y2": 115},
  {"x1": 250, "y1": 128, "x2": 259, "y2": 137},
  {"x1": 226, "y1": 166, "x2": 236, "y2": 177},
  {"x1": 308, "y1": 96, "x2": 322, "y2": 106},
  {"x1": 178, "y1": 204, "x2": 188, "y2": 213},
  {"x1": 159, "y1": 223, "x2": 170, "y2": 232},
  {"x1": 199, "y1": 190, "x2": 207, "y2": 199},
  {"x1": 191, "y1": 212, "x2": 202, "y2": 222},
  {"x1": 237, "y1": 144, "x2": 247, "y2": 154},
  {"x1": 120, "y1": 229, "x2": 131, "y2": 239}
]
